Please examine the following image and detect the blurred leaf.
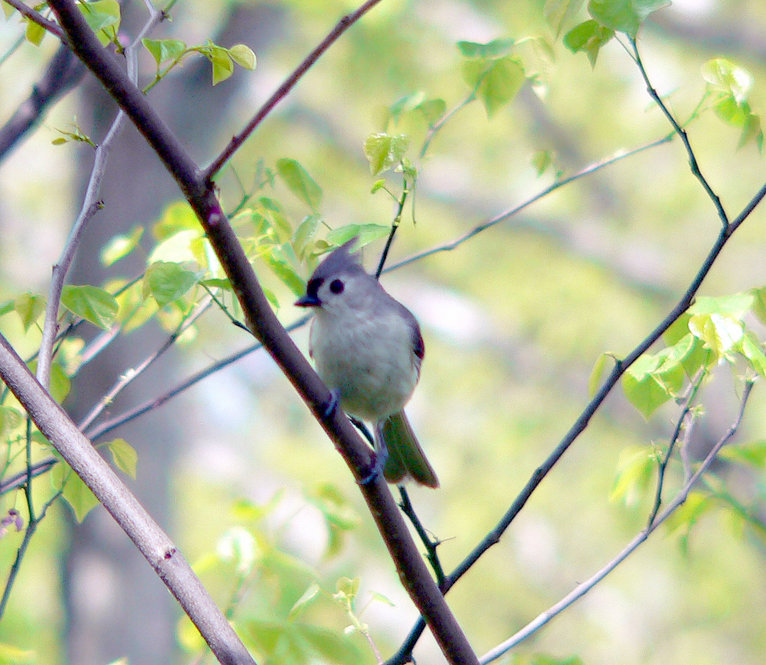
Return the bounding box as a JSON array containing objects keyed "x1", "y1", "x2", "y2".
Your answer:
[
  {"x1": 262, "y1": 243, "x2": 305, "y2": 296},
  {"x1": 719, "y1": 440, "x2": 766, "y2": 469},
  {"x1": 217, "y1": 526, "x2": 259, "y2": 575},
  {"x1": 545, "y1": 0, "x2": 586, "y2": 36},
  {"x1": 27, "y1": 360, "x2": 72, "y2": 403},
  {"x1": 143, "y1": 261, "x2": 198, "y2": 307},
  {"x1": 105, "y1": 438, "x2": 137, "y2": 478},
  {"x1": 288, "y1": 583, "x2": 321, "y2": 620},
  {"x1": 229, "y1": 43, "x2": 256, "y2": 69},
  {"x1": 462, "y1": 56, "x2": 525, "y2": 116},
  {"x1": 610, "y1": 446, "x2": 656, "y2": 504},
  {"x1": 588, "y1": 351, "x2": 613, "y2": 397},
  {"x1": 61, "y1": 285, "x2": 119, "y2": 329},
  {"x1": 0, "y1": 406, "x2": 22, "y2": 435},
  {"x1": 363, "y1": 133, "x2": 410, "y2": 175},
  {"x1": 0, "y1": 642, "x2": 35, "y2": 664},
  {"x1": 738, "y1": 333, "x2": 766, "y2": 377},
  {"x1": 142, "y1": 38, "x2": 187, "y2": 66},
  {"x1": 588, "y1": 0, "x2": 669, "y2": 38},
  {"x1": 457, "y1": 38, "x2": 515, "y2": 58},
  {"x1": 53, "y1": 464, "x2": 99, "y2": 523},
  {"x1": 177, "y1": 615, "x2": 206, "y2": 653},
  {"x1": 689, "y1": 293, "x2": 754, "y2": 316},
  {"x1": 688, "y1": 313, "x2": 743, "y2": 355},
  {"x1": 277, "y1": 159, "x2": 322, "y2": 211},
  {"x1": 292, "y1": 215, "x2": 321, "y2": 259},
  {"x1": 664, "y1": 491, "x2": 711, "y2": 551},
  {"x1": 326, "y1": 224, "x2": 391, "y2": 248},
  {"x1": 100, "y1": 226, "x2": 144, "y2": 266},
  {"x1": 14, "y1": 293, "x2": 46, "y2": 331},
  {"x1": 563, "y1": 19, "x2": 614, "y2": 66},
  {"x1": 153, "y1": 201, "x2": 199, "y2": 240}
]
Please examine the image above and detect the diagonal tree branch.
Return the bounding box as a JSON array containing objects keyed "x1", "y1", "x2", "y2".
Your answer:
[
  {"x1": 0, "y1": 334, "x2": 256, "y2": 665},
  {"x1": 44, "y1": 1, "x2": 477, "y2": 662}
]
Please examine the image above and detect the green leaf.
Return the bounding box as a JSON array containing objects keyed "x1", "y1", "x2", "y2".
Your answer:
[
  {"x1": 326, "y1": 224, "x2": 391, "y2": 248},
  {"x1": 288, "y1": 583, "x2": 321, "y2": 620},
  {"x1": 457, "y1": 38, "x2": 515, "y2": 59},
  {"x1": 143, "y1": 262, "x2": 198, "y2": 307},
  {"x1": 100, "y1": 226, "x2": 144, "y2": 266},
  {"x1": 738, "y1": 333, "x2": 766, "y2": 378},
  {"x1": 14, "y1": 292, "x2": 46, "y2": 331},
  {"x1": 217, "y1": 526, "x2": 258, "y2": 575},
  {"x1": 688, "y1": 313, "x2": 743, "y2": 356},
  {"x1": 25, "y1": 18, "x2": 45, "y2": 46},
  {"x1": 416, "y1": 98, "x2": 447, "y2": 125},
  {"x1": 291, "y1": 215, "x2": 321, "y2": 259},
  {"x1": 610, "y1": 446, "x2": 656, "y2": 504},
  {"x1": 153, "y1": 201, "x2": 199, "y2": 240},
  {"x1": 0, "y1": 406, "x2": 22, "y2": 435},
  {"x1": 48, "y1": 361, "x2": 71, "y2": 402},
  {"x1": 719, "y1": 440, "x2": 766, "y2": 468},
  {"x1": 228, "y1": 43, "x2": 256, "y2": 69},
  {"x1": 276, "y1": 159, "x2": 322, "y2": 211},
  {"x1": 462, "y1": 56, "x2": 526, "y2": 116},
  {"x1": 262, "y1": 244, "x2": 305, "y2": 297},
  {"x1": 363, "y1": 133, "x2": 410, "y2": 175},
  {"x1": 563, "y1": 19, "x2": 614, "y2": 66},
  {"x1": 142, "y1": 38, "x2": 187, "y2": 66},
  {"x1": 622, "y1": 350, "x2": 685, "y2": 418},
  {"x1": 105, "y1": 438, "x2": 137, "y2": 478},
  {"x1": 702, "y1": 59, "x2": 763, "y2": 150},
  {"x1": 545, "y1": 0, "x2": 587, "y2": 36},
  {"x1": 588, "y1": 352, "x2": 613, "y2": 397},
  {"x1": 689, "y1": 292, "x2": 754, "y2": 316},
  {"x1": 588, "y1": 0, "x2": 670, "y2": 38},
  {"x1": 664, "y1": 490, "x2": 711, "y2": 549},
  {"x1": 52, "y1": 464, "x2": 99, "y2": 523},
  {"x1": 78, "y1": 0, "x2": 121, "y2": 45},
  {"x1": 61, "y1": 285, "x2": 119, "y2": 329},
  {"x1": 205, "y1": 45, "x2": 234, "y2": 85},
  {"x1": 0, "y1": 642, "x2": 36, "y2": 664}
]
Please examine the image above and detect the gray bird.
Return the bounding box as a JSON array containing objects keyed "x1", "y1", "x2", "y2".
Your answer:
[{"x1": 295, "y1": 238, "x2": 438, "y2": 487}]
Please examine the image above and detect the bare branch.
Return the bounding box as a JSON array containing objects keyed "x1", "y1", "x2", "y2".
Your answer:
[{"x1": 479, "y1": 380, "x2": 754, "y2": 663}]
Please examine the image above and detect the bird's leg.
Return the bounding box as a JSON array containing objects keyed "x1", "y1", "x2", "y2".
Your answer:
[
  {"x1": 357, "y1": 421, "x2": 388, "y2": 485},
  {"x1": 322, "y1": 389, "x2": 341, "y2": 419}
]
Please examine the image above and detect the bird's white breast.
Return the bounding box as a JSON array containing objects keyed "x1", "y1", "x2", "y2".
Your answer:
[{"x1": 310, "y1": 305, "x2": 419, "y2": 422}]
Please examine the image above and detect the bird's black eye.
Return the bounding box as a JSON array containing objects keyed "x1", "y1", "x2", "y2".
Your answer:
[{"x1": 329, "y1": 279, "x2": 344, "y2": 294}]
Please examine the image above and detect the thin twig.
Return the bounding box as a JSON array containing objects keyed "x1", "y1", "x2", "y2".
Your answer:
[
  {"x1": 629, "y1": 38, "x2": 729, "y2": 227},
  {"x1": 647, "y1": 365, "x2": 708, "y2": 526},
  {"x1": 479, "y1": 380, "x2": 754, "y2": 663},
  {"x1": 203, "y1": 0, "x2": 385, "y2": 181},
  {"x1": 77, "y1": 298, "x2": 213, "y2": 433},
  {"x1": 36, "y1": 23, "x2": 160, "y2": 389},
  {"x1": 387, "y1": 134, "x2": 674, "y2": 273}
]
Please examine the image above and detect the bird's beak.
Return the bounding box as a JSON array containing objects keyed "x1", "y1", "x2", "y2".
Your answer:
[{"x1": 295, "y1": 293, "x2": 321, "y2": 307}]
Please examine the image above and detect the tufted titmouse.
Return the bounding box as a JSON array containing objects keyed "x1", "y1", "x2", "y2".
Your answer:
[{"x1": 295, "y1": 239, "x2": 438, "y2": 488}]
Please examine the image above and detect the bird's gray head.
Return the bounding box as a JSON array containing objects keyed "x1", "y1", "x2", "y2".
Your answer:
[{"x1": 295, "y1": 238, "x2": 374, "y2": 312}]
